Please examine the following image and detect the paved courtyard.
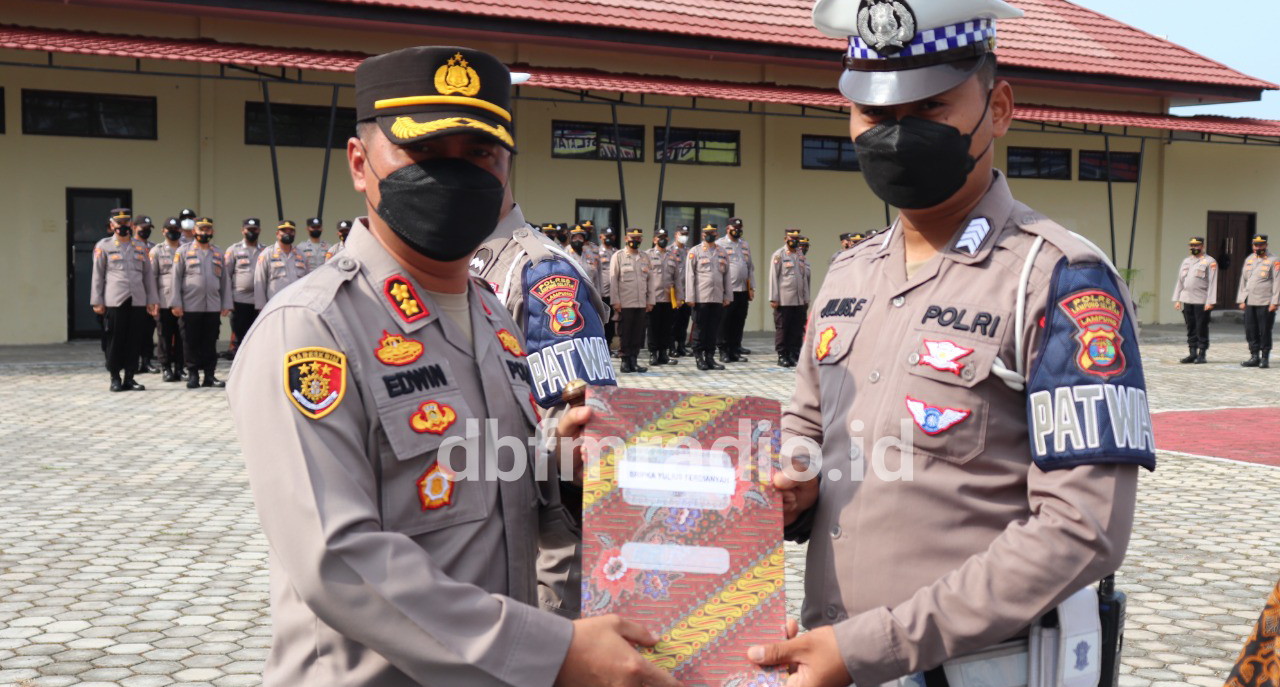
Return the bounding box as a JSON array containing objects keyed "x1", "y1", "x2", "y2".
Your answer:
[{"x1": 1, "y1": 323, "x2": 1278, "y2": 686}]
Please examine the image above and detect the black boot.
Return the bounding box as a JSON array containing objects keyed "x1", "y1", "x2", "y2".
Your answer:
[
  {"x1": 1262, "y1": 353, "x2": 1271, "y2": 369},
  {"x1": 1242, "y1": 352, "x2": 1261, "y2": 368},
  {"x1": 203, "y1": 371, "x2": 226, "y2": 388},
  {"x1": 1195, "y1": 349, "x2": 1207, "y2": 364},
  {"x1": 186, "y1": 369, "x2": 200, "y2": 389},
  {"x1": 1179, "y1": 347, "x2": 1197, "y2": 364},
  {"x1": 675, "y1": 342, "x2": 688, "y2": 357},
  {"x1": 650, "y1": 351, "x2": 662, "y2": 368},
  {"x1": 162, "y1": 364, "x2": 178, "y2": 382},
  {"x1": 661, "y1": 350, "x2": 675, "y2": 365},
  {"x1": 706, "y1": 351, "x2": 725, "y2": 370},
  {"x1": 719, "y1": 349, "x2": 733, "y2": 364},
  {"x1": 620, "y1": 356, "x2": 634, "y2": 374},
  {"x1": 777, "y1": 354, "x2": 789, "y2": 367},
  {"x1": 123, "y1": 373, "x2": 145, "y2": 391},
  {"x1": 110, "y1": 372, "x2": 124, "y2": 392},
  {"x1": 738, "y1": 346, "x2": 752, "y2": 356},
  {"x1": 631, "y1": 356, "x2": 648, "y2": 374},
  {"x1": 696, "y1": 351, "x2": 711, "y2": 371}
]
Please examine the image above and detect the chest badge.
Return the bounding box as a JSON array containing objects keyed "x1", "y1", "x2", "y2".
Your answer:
[
  {"x1": 374, "y1": 330, "x2": 424, "y2": 366},
  {"x1": 815, "y1": 327, "x2": 838, "y2": 361},
  {"x1": 906, "y1": 396, "x2": 970, "y2": 435},
  {"x1": 284, "y1": 347, "x2": 348, "y2": 420},
  {"x1": 410, "y1": 400, "x2": 457, "y2": 435},
  {"x1": 1058, "y1": 289, "x2": 1126, "y2": 378},
  {"x1": 919, "y1": 340, "x2": 973, "y2": 376},
  {"x1": 531, "y1": 275, "x2": 585, "y2": 336},
  {"x1": 384, "y1": 276, "x2": 430, "y2": 324},
  {"x1": 416, "y1": 463, "x2": 455, "y2": 511},
  {"x1": 496, "y1": 328, "x2": 525, "y2": 357}
]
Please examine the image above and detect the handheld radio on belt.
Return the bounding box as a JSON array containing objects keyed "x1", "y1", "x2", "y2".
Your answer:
[{"x1": 1097, "y1": 575, "x2": 1126, "y2": 687}]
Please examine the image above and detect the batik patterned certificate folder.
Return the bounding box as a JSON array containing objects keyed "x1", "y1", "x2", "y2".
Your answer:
[{"x1": 580, "y1": 386, "x2": 787, "y2": 687}]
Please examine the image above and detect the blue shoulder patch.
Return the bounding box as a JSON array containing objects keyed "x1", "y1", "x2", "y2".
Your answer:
[
  {"x1": 1025, "y1": 259, "x2": 1156, "y2": 472},
  {"x1": 522, "y1": 257, "x2": 616, "y2": 407}
]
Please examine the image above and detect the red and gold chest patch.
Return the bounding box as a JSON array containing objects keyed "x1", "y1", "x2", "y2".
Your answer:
[
  {"x1": 374, "y1": 330, "x2": 424, "y2": 366},
  {"x1": 416, "y1": 463, "x2": 455, "y2": 510},
  {"x1": 284, "y1": 347, "x2": 348, "y2": 420},
  {"x1": 410, "y1": 400, "x2": 457, "y2": 435},
  {"x1": 496, "y1": 328, "x2": 525, "y2": 357},
  {"x1": 1058, "y1": 289, "x2": 1126, "y2": 378},
  {"x1": 384, "y1": 275, "x2": 430, "y2": 323},
  {"x1": 815, "y1": 327, "x2": 838, "y2": 361}
]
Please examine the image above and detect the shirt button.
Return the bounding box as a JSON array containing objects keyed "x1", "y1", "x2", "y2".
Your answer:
[
  {"x1": 337, "y1": 257, "x2": 357, "y2": 272},
  {"x1": 825, "y1": 604, "x2": 840, "y2": 620},
  {"x1": 907, "y1": 352, "x2": 920, "y2": 365},
  {"x1": 892, "y1": 296, "x2": 906, "y2": 308},
  {"x1": 830, "y1": 524, "x2": 842, "y2": 538},
  {"x1": 962, "y1": 366, "x2": 976, "y2": 381},
  {"x1": 869, "y1": 370, "x2": 881, "y2": 383}
]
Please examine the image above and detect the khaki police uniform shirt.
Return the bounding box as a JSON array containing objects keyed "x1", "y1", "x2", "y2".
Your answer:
[
  {"x1": 608, "y1": 248, "x2": 654, "y2": 309},
  {"x1": 170, "y1": 242, "x2": 232, "y2": 313},
  {"x1": 716, "y1": 235, "x2": 755, "y2": 292},
  {"x1": 1236, "y1": 252, "x2": 1280, "y2": 306},
  {"x1": 669, "y1": 243, "x2": 688, "y2": 302},
  {"x1": 769, "y1": 247, "x2": 808, "y2": 307},
  {"x1": 149, "y1": 242, "x2": 182, "y2": 310},
  {"x1": 599, "y1": 246, "x2": 617, "y2": 299},
  {"x1": 91, "y1": 236, "x2": 158, "y2": 308},
  {"x1": 298, "y1": 239, "x2": 330, "y2": 272},
  {"x1": 783, "y1": 173, "x2": 1139, "y2": 685},
  {"x1": 568, "y1": 247, "x2": 602, "y2": 291},
  {"x1": 254, "y1": 245, "x2": 310, "y2": 309},
  {"x1": 1171, "y1": 254, "x2": 1218, "y2": 306},
  {"x1": 226, "y1": 240, "x2": 265, "y2": 306},
  {"x1": 647, "y1": 246, "x2": 680, "y2": 305},
  {"x1": 228, "y1": 224, "x2": 573, "y2": 687},
  {"x1": 325, "y1": 240, "x2": 347, "y2": 261},
  {"x1": 684, "y1": 242, "x2": 732, "y2": 304}
]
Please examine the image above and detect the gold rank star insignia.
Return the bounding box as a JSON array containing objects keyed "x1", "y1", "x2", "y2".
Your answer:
[{"x1": 383, "y1": 276, "x2": 430, "y2": 324}]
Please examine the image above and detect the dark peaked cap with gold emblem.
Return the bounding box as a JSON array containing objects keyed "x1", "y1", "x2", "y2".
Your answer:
[
  {"x1": 813, "y1": 0, "x2": 1022, "y2": 106},
  {"x1": 355, "y1": 46, "x2": 517, "y2": 152}
]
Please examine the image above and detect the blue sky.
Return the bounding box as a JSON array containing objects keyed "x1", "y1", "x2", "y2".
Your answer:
[{"x1": 1063, "y1": 0, "x2": 1280, "y2": 119}]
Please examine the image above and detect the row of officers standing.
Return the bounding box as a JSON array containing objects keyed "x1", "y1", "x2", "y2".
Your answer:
[
  {"x1": 1171, "y1": 233, "x2": 1280, "y2": 367},
  {"x1": 540, "y1": 218, "x2": 867, "y2": 371},
  {"x1": 89, "y1": 208, "x2": 353, "y2": 391}
]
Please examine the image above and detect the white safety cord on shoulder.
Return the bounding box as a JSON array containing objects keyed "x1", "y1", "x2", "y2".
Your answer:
[{"x1": 990, "y1": 235, "x2": 1045, "y2": 393}]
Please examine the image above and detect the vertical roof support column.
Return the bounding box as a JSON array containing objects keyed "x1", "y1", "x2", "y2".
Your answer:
[
  {"x1": 1103, "y1": 133, "x2": 1117, "y2": 263},
  {"x1": 610, "y1": 102, "x2": 629, "y2": 228},
  {"x1": 653, "y1": 106, "x2": 673, "y2": 231},
  {"x1": 1125, "y1": 137, "x2": 1147, "y2": 280},
  {"x1": 317, "y1": 84, "x2": 340, "y2": 220},
  {"x1": 260, "y1": 80, "x2": 285, "y2": 221}
]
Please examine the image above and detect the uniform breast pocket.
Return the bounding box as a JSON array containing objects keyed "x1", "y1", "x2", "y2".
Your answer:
[
  {"x1": 235, "y1": 258, "x2": 252, "y2": 272},
  {"x1": 898, "y1": 333, "x2": 998, "y2": 465},
  {"x1": 185, "y1": 260, "x2": 201, "y2": 273},
  {"x1": 376, "y1": 391, "x2": 490, "y2": 538},
  {"x1": 1195, "y1": 265, "x2": 1208, "y2": 278}
]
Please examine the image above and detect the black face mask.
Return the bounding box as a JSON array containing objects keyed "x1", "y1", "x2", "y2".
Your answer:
[
  {"x1": 570, "y1": 240, "x2": 585, "y2": 251},
  {"x1": 787, "y1": 240, "x2": 799, "y2": 250},
  {"x1": 1256, "y1": 247, "x2": 1268, "y2": 256},
  {"x1": 729, "y1": 229, "x2": 742, "y2": 238},
  {"x1": 164, "y1": 230, "x2": 182, "y2": 241},
  {"x1": 1190, "y1": 248, "x2": 1201, "y2": 255},
  {"x1": 703, "y1": 234, "x2": 717, "y2": 244},
  {"x1": 309, "y1": 230, "x2": 323, "y2": 239},
  {"x1": 658, "y1": 238, "x2": 668, "y2": 248},
  {"x1": 137, "y1": 228, "x2": 152, "y2": 240},
  {"x1": 627, "y1": 240, "x2": 641, "y2": 249},
  {"x1": 365, "y1": 153, "x2": 505, "y2": 262},
  {"x1": 195, "y1": 234, "x2": 211, "y2": 244},
  {"x1": 114, "y1": 226, "x2": 131, "y2": 237},
  {"x1": 244, "y1": 230, "x2": 259, "y2": 242},
  {"x1": 279, "y1": 233, "x2": 295, "y2": 245},
  {"x1": 854, "y1": 91, "x2": 994, "y2": 210}
]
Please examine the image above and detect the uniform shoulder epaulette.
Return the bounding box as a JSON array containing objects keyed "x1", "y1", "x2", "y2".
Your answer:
[
  {"x1": 286, "y1": 257, "x2": 360, "y2": 314},
  {"x1": 1012, "y1": 207, "x2": 1104, "y2": 266}
]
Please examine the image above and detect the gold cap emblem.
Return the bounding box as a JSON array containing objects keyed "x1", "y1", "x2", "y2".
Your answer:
[{"x1": 434, "y1": 53, "x2": 481, "y2": 97}]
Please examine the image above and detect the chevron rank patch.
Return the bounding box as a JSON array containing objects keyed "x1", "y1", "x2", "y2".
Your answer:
[
  {"x1": 954, "y1": 217, "x2": 992, "y2": 256},
  {"x1": 284, "y1": 347, "x2": 348, "y2": 420}
]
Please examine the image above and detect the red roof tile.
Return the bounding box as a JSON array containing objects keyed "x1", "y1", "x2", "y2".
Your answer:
[
  {"x1": 5, "y1": 24, "x2": 1279, "y2": 138},
  {"x1": 327, "y1": 0, "x2": 1275, "y2": 91}
]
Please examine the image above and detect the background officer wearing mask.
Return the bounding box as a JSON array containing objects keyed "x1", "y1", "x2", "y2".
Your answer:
[
  {"x1": 716, "y1": 217, "x2": 754, "y2": 363},
  {"x1": 1237, "y1": 234, "x2": 1280, "y2": 368},
  {"x1": 1171, "y1": 236, "x2": 1217, "y2": 364},
  {"x1": 229, "y1": 45, "x2": 673, "y2": 687},
  {"x1": 609, "y1": 228, "x2": 654, "y2": 373},
  {"x1": 770, "y1": 229, "x2": 808, "y2": 368},
  {"x1": 298, "y1": 217, "x2": 330, "y2": 271},
  {"x1": 91, "y1": 208, "x2": 159, "y2": 391},
  {"x1": 226, "y1": 218, "x2": 265, "y2": 360},
  {"x1": 830, "y1": 232, "x2": 863, "y2": 266},
  {"x1": 254, "y1": 220, "x2": 310, "y2": 309},
  {"x1": 177, "y1": 208, "x2": 197, "y2": 244},
  {"x1": 685, "y1": 223, "x2": 732, "y2": 371},
  {"x1": 325, "y1": 219, "x2": 354, "y2": 261},
  {"x1": 598, "y1": 226, "x2": 619, "y2": 352},
  {"x1": 131, "y1": 215, "x2": 160, "y2": 374},
  {"x1": 749, "y1": 1, "x2": 1151, "y2": 685},
  {"x1": 669, "y1": 225, "x2": 692, "y2": 358},
  {"x1": 646, "y1": 228, "x2": 681, "y2": 367},
  {"x1": 170, "y1": 218, "x2": 231, "y2": 389},
  {"x1": 566, "y1": 225, "x2": 602, "y2": 291},
  {"x1": 150, "y1": 217, "x2": 186, "y2": 381}
]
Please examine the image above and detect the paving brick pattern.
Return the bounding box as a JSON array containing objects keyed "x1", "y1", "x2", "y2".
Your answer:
[{"x1": 0, "y1": 325, "x2": 1276, "y2": 686}]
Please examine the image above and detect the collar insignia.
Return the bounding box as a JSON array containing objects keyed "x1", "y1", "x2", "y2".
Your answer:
[
  {"x1": 384, "y1": 276, "x2": 430, "y2": 323},
  {"x1": 497, "y1": 328, "x2": 525, "y2": 357},
  {"x1": 954, "y1": 218, "x2": 992, "y2": 256}
]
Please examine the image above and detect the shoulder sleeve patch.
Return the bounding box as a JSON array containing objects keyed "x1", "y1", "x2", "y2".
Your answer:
[
  {"x1": 284, "y1": 347, "x2": 348, "y2": 420},
  {"x1": 1025, "y1": 258, "x2": 1156, "y2": 472},
  {"x1": 522, "y1": 258, "x2": 617, "y2": 407}
]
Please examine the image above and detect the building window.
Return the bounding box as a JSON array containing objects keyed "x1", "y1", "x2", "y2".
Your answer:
[
  {"x1": 661, "y1": 202, "x2": 735, "y2": 239},
  {"x1": 244, "y1": 102, "x2": 356, "y2": 149},
  {"x1": 655, "y1": 127, "x2": 740, "y2": 166},
  {"x1": 552, "y1": 121, "x2": 644, "y2": 161},
  {"x1": 1079, "y1": 150, "x2": 1141, "y2": 182},
  {"x1": 575, "y1": 200, "x2": 621, "y2": 235},
  {"x1": 802, "y1": 135, "x2": 860, "y2": 171},
  {"x1": 22, "y1": 89, "x2": 157, "y2": 140},
  {"x1": 1006, "y1": 147, "x2": 1071, "y2": 180}
]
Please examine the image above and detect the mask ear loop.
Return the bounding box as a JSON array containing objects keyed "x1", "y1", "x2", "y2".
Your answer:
[{"x1": 967, "y1": 88, "x2": 997, "y2": 165}]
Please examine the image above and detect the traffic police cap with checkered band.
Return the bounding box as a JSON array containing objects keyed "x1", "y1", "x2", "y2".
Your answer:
[
  {"x1": 813, "y1": 0, "x2": 1023, "y2": 106},
  {"x1": 355, "y1": 46, "x2": 520, "y2": 152}
]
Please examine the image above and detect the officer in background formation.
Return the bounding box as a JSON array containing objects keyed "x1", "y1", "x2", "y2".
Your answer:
[
  {"x1": 669, "y1": 225, "x2": 692, "y2": 357},
  {"x1": 298, "y1": 217, "x2": 330, "y2": 272},
  {"x1": 230, "y1": 45, "x2": 669, "y2": 687},
  {"x1": 609, "y1": 229, "x2": 654, "y2": 373},
  {"x1": 177, "y1": 208, "x2": 197, "y2": 244},
  {"x1": 599, "y1": 226, "x2": 619, "y2": 352},
  {"x1": 131, "y1": 215, "x2": 160, "y2": 374},
  {"x1": 150, "y1": 217, "x2": 186, "y2": 382},
  {"x1": 226, "y1": 218, "x2": 265, "y2": 360},
  {"x1": 750, "y1": 1, "x2": 1149, "y2": 685},
  {"x1": 797, "y1": 237, "x2": 813, "y2": 309},
  {"x1": 1171, "y1": 236, "x2": 1217, "y2": 364},
  {"x1": 170, "y1": 218, "x2": 231, "y2": 389},
  {"x1": 770, "y1": 229, "x2": 809, "y2": 368},
  {"x1": 91, "y1": 208, "x2": 159, "y2": 391},
  {"x1": 254, "y1": 220, "x2": 310, "y2": 309},
  {"x1": 685, "y1": 223, "x2": 732, "y2": 371},
  {"x1": 325, "y1": 219, "x2": 353, "y2": 261},
  {"x1": 1238, "y1": 234, "x2": 1280, "y2": 368},
  {"x1": 716, "y1": 217, "x2": 755, "y2": 363},
  {"x1": 646, "y1": 228, "x2": 681, "y2": 367},
  {"x1": 830, "y1": 231, "x2": 865, "y2": 265},
  {"x1": 567, "y1": 225, "x2": 602, "y2": 290}
]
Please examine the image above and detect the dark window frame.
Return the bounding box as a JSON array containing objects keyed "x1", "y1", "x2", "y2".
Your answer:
[
  {"x1": 801, "y1": 134, "x2": 860, "y2": 172},
  {"x1": 1005, "y1": 146, "x2": 1072, "y2": 180},
  {"x1": 574, "y1": 200, "x2": 622, "y2": 236},
  {"x1": 22, "y1": 88, "x2": 157, "y2": 140},
  {"x1": 655, "y1": 126, "x2": 741, "y2": 166},
  {"x1": 244, "y1": 101, "x2": 357, "y2": 149},
  {"x1": 660, "y1": 201, "x2": 737, "y2": 241},
  {"x1": 1078, "y1": 149, "x2": 1141, "y2": 182},
  {"x1": 552, "y1": 120, "x2": 645, "y2": 162}
]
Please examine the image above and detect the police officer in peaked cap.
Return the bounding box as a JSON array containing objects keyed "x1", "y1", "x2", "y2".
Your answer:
[{"x1": 749, "y1": 1, "x2": 1151, "y2": 685}]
